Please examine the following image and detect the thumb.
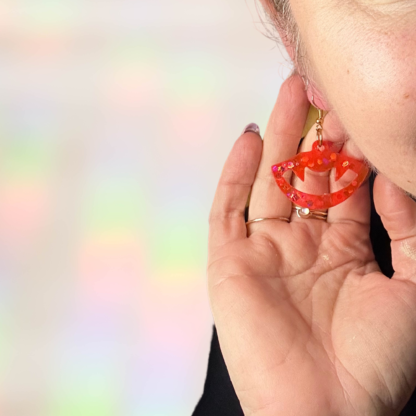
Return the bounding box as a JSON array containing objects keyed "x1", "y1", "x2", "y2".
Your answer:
[{"x1": 373, "y1": 174, "x2": 416, "y2": 278}]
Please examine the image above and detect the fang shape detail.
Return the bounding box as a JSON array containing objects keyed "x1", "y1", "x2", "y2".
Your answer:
[{"x1": 271, "y1": 140, "x2": 369, "y2": 210}]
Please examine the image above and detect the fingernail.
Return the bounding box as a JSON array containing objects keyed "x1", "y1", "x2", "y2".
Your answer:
[{"x1": 242, "y1": 123, "x2": 260, "y2": 135}]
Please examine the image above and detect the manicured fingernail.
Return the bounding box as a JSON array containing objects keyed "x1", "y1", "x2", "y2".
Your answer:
[{"x1": 242, "y1": 123, "x2": 260, "y2": 135}]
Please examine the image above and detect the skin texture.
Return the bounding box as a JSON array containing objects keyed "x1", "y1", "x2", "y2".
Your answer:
[
  {"x1": 279, "y1": 0, "x2": 416, "y2": 197},
  {"x1": 208, "y1": 75, "x2": 416, "y2": 415},
  {"x1": 207, "y1": 2, "x2": 416, "y2": 414}
]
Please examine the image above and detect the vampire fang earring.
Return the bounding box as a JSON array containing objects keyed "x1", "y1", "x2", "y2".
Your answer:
[{"x1": 271, "y1": 106, "x2": 369, "y2": 210}]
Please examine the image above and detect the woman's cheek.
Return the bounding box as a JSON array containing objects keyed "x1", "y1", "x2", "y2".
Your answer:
[{"x1": 307, "y1": 11, "x2": 416, "y2": 188}]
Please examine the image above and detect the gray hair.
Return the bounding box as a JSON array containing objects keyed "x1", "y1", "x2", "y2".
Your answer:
[{"x1": 261, "y1": 0, "x2": 308, "y2": 78}]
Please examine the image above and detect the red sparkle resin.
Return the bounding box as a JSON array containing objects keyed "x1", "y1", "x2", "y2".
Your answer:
[{"x1": 271, "y1": 140, "x2": 369, "y2": 209}]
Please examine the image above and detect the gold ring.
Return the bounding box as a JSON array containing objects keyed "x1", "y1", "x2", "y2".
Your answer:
[
  {"x1": 292, "y1": 206, "x2": 327, "y2": 220},
  {"x1": 246, "y1": 217, "x2": 290, "y2": 225}
]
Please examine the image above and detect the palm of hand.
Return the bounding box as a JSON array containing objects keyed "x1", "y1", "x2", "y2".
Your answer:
[
  {"x1": 207, "y1": 76, "x2": 416, "y2": 416},
  {"x1": 209, "y1": 219, "x2": 416, "y2": 416}
]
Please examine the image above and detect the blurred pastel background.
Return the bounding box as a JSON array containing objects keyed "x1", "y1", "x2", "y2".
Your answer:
[{"x1": 0, "y1": 1, "x2": 289, "y2": 415}]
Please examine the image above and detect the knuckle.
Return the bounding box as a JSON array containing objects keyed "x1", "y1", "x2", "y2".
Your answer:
[{"x1": 208, "y1": 209, "x2": 243, "y2": 225}]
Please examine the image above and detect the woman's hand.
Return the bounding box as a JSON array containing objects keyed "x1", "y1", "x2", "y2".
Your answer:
[{"x1": 207, "y1": 75, "x2": 416, "y2": 416}]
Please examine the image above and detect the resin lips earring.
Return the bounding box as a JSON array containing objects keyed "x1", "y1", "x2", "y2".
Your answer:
[{"x1": 271, "y1": 107, "x2": 369, "y2": 210}]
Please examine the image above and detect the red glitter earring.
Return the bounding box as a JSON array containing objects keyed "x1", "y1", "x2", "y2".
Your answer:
[{"x1": 271, "y1": 108, "x2": 369, "y2": 210}]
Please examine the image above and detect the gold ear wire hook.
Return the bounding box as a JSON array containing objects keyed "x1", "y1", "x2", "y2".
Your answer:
[{"x1": 311, "y1": 95, "x2": 324, "y2": 147}]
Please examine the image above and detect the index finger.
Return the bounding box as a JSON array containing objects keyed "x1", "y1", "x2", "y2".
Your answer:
[
  {"x1": 208, "y1": 127, "x2": 263, "y2": 252},
  {"x1": 248, "y1": 74, "x2": 310, "y2": 222}
]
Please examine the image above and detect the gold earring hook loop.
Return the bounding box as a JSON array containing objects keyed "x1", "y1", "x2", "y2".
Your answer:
[{"x1": 311, "y1": 95, "x2": 325, "y2": 147}]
